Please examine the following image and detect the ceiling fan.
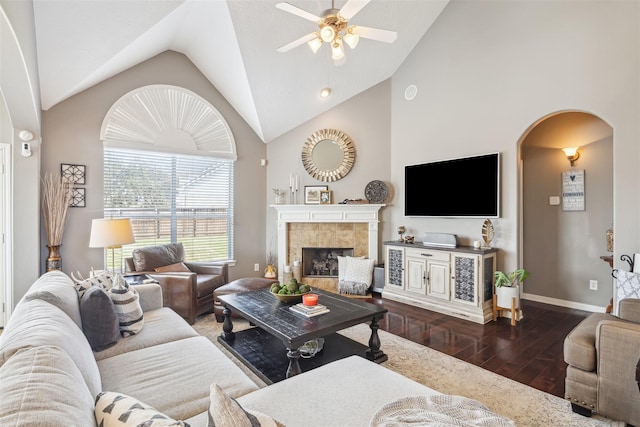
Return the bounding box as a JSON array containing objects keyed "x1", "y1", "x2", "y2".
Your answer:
[{"x1": 276, "y1": 0, "x2": 398, "y2": 64}]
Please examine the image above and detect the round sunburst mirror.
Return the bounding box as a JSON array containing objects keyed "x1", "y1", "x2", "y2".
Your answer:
[{"x1": 301, "y1": 129, "x2": 355, "y2": 182}]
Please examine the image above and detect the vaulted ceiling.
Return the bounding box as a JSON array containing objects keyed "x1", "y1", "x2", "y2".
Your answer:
[{"x1": 32, "y1": 0, "x2": 449, "y2": 143}]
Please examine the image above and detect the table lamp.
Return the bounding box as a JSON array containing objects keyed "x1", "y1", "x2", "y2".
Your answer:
[{"x1": 89, "y1": 218, "x2": 135, "y2": 273}]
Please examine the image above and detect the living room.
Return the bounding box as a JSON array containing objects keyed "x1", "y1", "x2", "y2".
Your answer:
[{"x1": 1, "y1": 0, "x2": 639, "y2": 424}]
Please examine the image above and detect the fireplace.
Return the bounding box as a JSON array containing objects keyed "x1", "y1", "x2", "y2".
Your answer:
[
  {"x1": 302, "y1": 247, "x2": 354, "y2": 277},
  {"x1": 271, "y1": 204, "x2": 384, "y2": 292}
]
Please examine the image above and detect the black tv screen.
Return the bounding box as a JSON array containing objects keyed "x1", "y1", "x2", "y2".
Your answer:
[{"x1": 404, "y1": 153, "x2": 500, "y2": 218}]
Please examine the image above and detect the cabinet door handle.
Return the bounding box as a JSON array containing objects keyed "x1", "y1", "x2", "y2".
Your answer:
[{"x1": 421, "y1": 253, "x2": 433, "y2": 257}]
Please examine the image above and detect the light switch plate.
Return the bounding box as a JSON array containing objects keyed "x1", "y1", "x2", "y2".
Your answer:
[{"x1": 549, "y1": 196, "x2": 560, "y2": 206}]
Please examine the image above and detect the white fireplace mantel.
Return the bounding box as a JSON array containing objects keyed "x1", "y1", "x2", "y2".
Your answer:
[{"x1": 271, "y1": 204, "x2": 385, "y2": 282}]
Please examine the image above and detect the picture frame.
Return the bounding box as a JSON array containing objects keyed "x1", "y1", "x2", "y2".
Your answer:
[
  {"x1": 319, "y1": 190, "x2": 332, "y2": 205},
  {"x1": 61, "y1": 163, "x2": 86, "y2": 185},
  {"x1": 304, "y1": 185, "x2": 328, "y2": 204}
]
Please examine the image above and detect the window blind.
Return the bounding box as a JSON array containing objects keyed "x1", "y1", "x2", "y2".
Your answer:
[{"x1": 104, "y1": 148, "x2": 234, "y2": 263}]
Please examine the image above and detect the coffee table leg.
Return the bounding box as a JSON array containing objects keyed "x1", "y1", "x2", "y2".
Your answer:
[
  {"x1": 221, "y1": 305, "x2": 235, "y2": 342},
  {"x1": 365, "y1": 317, "x2": 388, "y2": 363},
  {"x1": 285, "y1": 347, "x2": 302, "y2": 378}
]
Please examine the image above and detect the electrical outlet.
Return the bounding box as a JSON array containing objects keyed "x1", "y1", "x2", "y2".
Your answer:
[
  {"x1": 589, "y1": 280, "x2": 598, "y2": 290},
  {"x1": 254, "y1": 263, "x2": 260, "y2": 272}
]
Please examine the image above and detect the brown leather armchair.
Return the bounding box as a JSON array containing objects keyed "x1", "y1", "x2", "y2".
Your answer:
[{"x1": 125, "y1": 243, "x2": 228, "y2": 324}]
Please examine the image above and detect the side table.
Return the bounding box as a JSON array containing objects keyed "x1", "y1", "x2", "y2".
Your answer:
[{"x1": 123, "y1": 274, "x2": 157, "y2": 286}]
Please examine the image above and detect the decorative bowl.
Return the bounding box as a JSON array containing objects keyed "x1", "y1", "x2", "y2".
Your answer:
[{"x1": 270, "y1": 290, "x2": 311, "y2": 304}]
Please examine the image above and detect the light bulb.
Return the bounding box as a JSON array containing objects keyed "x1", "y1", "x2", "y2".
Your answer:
[
  {"x1": 319, "y1": 88, "x2": 331, "y2": 98},
  {"x1": 307, "y1": 37, "x2": 323, "y2": 54},
  {"x1": 320, "y1": 25, "x2": 335, "y2": 43}
]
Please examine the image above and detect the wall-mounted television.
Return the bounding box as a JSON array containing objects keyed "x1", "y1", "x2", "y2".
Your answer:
[{"x1": 404, "y1": 152, "x2": 500, "y2": 218}]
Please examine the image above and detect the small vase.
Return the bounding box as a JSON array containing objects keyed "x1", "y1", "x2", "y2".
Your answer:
[
  {"x1": 264, "y1": 264, "x2": 277, "y2": 279},
  {"x1": 46, "y1": 245, "x2": 62, "y2": 272}
]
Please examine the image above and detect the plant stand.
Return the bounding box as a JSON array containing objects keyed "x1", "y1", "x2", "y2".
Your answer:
[{"x1": 492, "y1": 294, "x2": 521, "y2": 326}]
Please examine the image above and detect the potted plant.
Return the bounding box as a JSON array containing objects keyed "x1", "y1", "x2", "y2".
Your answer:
[
  {"x1": 264, "y1": 251, "x2": 277, "y2": 279},
  {"x1": 494, "y1": 268, "x2": 530, "y2": 308}
]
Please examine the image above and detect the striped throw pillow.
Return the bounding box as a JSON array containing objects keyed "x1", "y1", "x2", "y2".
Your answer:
[
  {"x1": 95, "y1": 391, "x2": 189, "y2": 426},
  {"x1": 108, "y1": 274, "x2": 144, "y2": 337},
  {"x1": 207, "y1": 383, "x2": 283, "y2": 427}
]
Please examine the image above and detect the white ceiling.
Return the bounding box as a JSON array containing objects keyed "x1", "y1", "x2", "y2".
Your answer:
[{"x1": 32, "y1": 0, "x2": 449, "y2": 143}]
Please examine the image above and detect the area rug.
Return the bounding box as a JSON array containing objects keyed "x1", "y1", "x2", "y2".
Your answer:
[{"x1": 193, "y1": 314, "x2": 622, "y2": 427}]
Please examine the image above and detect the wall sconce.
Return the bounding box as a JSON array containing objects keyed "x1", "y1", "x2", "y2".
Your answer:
[{"x1": 562, "y1": 147, "x2": 580, "y2": 166}]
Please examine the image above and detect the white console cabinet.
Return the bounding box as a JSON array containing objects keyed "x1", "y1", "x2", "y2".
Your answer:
[{"x1": 383, "y1": 241, "x2": 497, "y2": 324}]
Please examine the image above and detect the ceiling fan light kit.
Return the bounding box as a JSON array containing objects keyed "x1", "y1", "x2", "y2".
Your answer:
[{"x1": 276, "y1": 0, "x2": 397, "y2": 65}]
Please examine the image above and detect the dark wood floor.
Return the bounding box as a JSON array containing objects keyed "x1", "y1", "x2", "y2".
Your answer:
[{"x1": 365, "y1": 295, "x2": 591, "y2": 398}]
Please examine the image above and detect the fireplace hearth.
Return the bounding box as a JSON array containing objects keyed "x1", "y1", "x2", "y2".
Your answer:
[{"x1": 302, "y1": 247, "x2": 354, "y2": 277}]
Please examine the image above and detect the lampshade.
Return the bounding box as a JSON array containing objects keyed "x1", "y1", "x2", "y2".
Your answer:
[
  {"x1": 331, "y1": 38, "x2": 345, "y2": 61},
  {"x1": 343, "y1": 31, "x2": 359, "y2": 49},
  {"x1": 308, "y1": 37, "x2": 323, "y2": 54},
  {"x1": 89, "y1": 218, "x2": 135, "y2": 249},
  {"x1": 320, "y1": 25, "x2": 335, "y2": 43}
]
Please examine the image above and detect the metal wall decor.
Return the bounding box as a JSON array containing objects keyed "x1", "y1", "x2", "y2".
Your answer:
[
  {"x1": 70, "y1": 188, "x2": 86, "y2": 208},
  {"x1": 61, "y1": 163, "x2": 86, "y2": 185},
  {"x1": 301, "y1": 129, "x2": 355, "y2": 182}
]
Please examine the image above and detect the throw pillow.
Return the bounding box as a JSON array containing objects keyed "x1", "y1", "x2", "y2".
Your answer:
[
  {"x1": 95, "y1": 391, "x2": 189, "y2": 426},
  {"x1": 72, "y1": 270, "x2": 114, "y2": 299},
  {"x1": 80, "y1": 286, "x2": 121, "y2": 351},
  {"x1": 337, "y1": 255, "x2": 364, "y2": 282},
  {"x1": 207, "y1": 383, "x2": 284, "y2": 427},
  {"x1": 339, "y1": 257, "x2": 374, "y2": 295},
  {"x1": 615, "y1": 270, "x2": 640, "y2": 315},
  {"x1": 155, "y1": 262, "x2": 191, "y2": 273},
  {"x1": 108, "y1": 274, "x2": 144, "y2": 337}
]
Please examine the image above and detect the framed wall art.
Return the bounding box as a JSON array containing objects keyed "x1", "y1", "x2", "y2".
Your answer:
[
  {"x1": 562, "y1": 170, "x2": 585, "y2": 211},
  {"x1": 61, "y1": 163, "x2": 86, "y2": 185},
  {"x1": 319, "y1": 190, "x2": 332, "y2": 204},
  {"x1": 304, "y1": 185, "x2": 328, "y2": 204},
  {"x1": 70, "y1": 188, "x2": 86, "y2": 208}
]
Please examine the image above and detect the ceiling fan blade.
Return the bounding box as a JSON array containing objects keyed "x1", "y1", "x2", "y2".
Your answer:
[
  {"x1": 277, "y1": 32, "x2": 319, "y2": 53},
  {"x1": 338, "y1": 0, "x2": 371, "y2": 21},
  {"x1": 351, "y1": 26, "x2": 398, "y2": 43},
  {"x1": 276, "y1": 2, "x2": 322, "y2": 22}
]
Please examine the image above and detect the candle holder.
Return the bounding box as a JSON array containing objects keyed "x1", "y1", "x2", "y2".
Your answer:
[{"x1": 397, "y1": 226, "x2": 406, "y2": 243}]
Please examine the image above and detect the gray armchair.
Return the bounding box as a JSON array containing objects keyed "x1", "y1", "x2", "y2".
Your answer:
[
  {"x1": 125, "y1": 243, "x2": 228, "y2": 324},
  {"x1": 564, "y1": 298, "x2": 640, "y2": 425}
]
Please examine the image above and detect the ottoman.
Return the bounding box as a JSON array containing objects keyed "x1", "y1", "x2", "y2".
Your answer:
[{"x1": 214, "y1": 277, "x2": 278, "y2": 322}]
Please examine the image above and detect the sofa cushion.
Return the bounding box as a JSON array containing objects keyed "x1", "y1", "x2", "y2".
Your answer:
[
  {"x1": 80, "y1": 286, "x2": 121, "y2": 351},
  {"x1": 24, "y1": 270, "x2": 83, "y2": 328},
  {"x1": 109, "y1": 275, "x2": 144, "y2": 337},
  {"x1": 0, "y1": 345, "x2": 96, "y2": 427},
  {"x1": 95, "y1": 391, "x2": 189, "y2": 427},
  {"x1": 133, "y1": 243, "x2": 184, "y2": 272},
  {"x1": 615, "y1": 270, "x2": 640, "y2": 315},
  {"x1": 94, "y1": 307, "x2": 199, "y2": 361},
  {"x1": 238, "y1": 355, "x2": 439, "y2": 427},
  {"x1": 563, "y1": 312, "x2": 618, "y2": 371},
  {"x1": 207, "y1": 383, "x2": 282, "y2": 427},
  {"x1": 73, "y1": 270, "x2": 114, "y2": 299},
  {"x1": 98, "y1": 336, "x2": 259, "y2": 421},
  {"x1": 0, "y1": 298, "x2": 102, "y2": 397},
  {"x1": 155, "y1": 262, "x2": 191, "y2": 272}
]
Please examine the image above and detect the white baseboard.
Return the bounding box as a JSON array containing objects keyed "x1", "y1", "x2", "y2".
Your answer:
[{"x1": 522, "y1": 292, "x2": 608, "y2": 313}]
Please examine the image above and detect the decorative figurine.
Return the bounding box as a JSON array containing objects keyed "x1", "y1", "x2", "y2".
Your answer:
[
  {"x1": 482, "y1": 219, "x2": 494, "y2": 248},
  {"x1": 398, "y1": 226, "x2": 406, "y2": 242}
]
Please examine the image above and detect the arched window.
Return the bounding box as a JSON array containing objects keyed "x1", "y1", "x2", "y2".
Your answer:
[{"x1": 100, "y1": 85, "x2": 236, "y2": 263}]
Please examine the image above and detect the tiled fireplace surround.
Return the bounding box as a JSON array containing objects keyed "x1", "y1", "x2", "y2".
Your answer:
[{"x1": 272, "y1": 204, "x2": 384, "y2": 292}]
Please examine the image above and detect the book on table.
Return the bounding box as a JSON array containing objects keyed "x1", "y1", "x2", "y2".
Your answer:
[{"x1": 289, "y1": 303, "x2": 330, "y2": 317}]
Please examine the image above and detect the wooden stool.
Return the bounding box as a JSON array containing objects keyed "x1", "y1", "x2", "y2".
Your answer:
[{"x1": 493, "y1": 294, "x2": 520, "y2": 326}]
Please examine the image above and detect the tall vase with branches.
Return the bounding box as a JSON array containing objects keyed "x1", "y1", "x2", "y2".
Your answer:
[{"x1": 41, "y1": 172, "x2": 73, "y2": 271}]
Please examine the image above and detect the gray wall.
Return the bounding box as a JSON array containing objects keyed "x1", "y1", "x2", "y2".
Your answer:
[
  {"x1": 523, "y1": 139, "x2": 613, "y2": 307},
  {"x1": 265, "y1": 80, "x2": 392, "y2": 263},
  {"x1": 388, "y1": 0, "x2": 638, "y2": 309},
  {"x1": 40, "y1": 51, "x2": 268, "y2": 282}
]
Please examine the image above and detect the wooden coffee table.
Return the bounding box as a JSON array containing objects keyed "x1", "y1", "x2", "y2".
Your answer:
[{"x1": 217, "y1": 288, "x2": 387, "y2": 384}]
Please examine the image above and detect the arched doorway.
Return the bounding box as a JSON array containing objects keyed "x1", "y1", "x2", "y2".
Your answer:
[{"x1": 519, "y1": 111, "x2": 613, "y2": 311}]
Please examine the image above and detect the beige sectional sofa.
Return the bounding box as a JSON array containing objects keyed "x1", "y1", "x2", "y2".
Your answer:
[{"x1": 0, "y1": 270, "x2": 446, "y2": 426}]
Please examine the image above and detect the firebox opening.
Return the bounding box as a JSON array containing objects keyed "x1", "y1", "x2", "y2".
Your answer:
[{"x1": 302, "y1": 247, "x2": 354, "y2": 277}]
